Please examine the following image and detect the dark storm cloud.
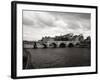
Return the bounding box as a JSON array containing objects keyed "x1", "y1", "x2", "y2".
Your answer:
[
  {"x1": 23, "y1": 17, "x2": 34, "y2": 25},
  {"x1": 78, "y1": 13, "x2": 91, "y2": 19}
]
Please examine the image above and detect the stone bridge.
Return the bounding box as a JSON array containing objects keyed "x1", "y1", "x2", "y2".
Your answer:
[
  {"x1": 24, "y1": 41, "x2": 81, "y2": 48},
  {"x1": 41, "y1": 41, "x2": 80, "y2": 48}
]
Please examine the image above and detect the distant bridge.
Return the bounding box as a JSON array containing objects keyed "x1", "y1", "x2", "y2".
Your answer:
[
  {"x1": 36, "y1": 41, "x2": 80, "y2": 48},
  {"x1": 24, "y1": 41, "x2": 81, "y2": 48}
]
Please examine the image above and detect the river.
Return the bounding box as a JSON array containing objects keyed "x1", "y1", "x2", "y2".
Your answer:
[{"x1": 23, "y1": 48, "x2": 90, "y2": 69}]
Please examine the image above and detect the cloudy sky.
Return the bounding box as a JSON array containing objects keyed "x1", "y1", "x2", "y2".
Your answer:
[{"x1": 23, "y1": 10, "x2": 91, "y2": 41}]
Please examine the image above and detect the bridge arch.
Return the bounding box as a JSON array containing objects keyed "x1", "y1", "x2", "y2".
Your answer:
[
  {"x1": 68, "y1": 43, "x2": 74, "y2": 47},
  {"x1": 75, "y1": 43, "x2": 80, "y2": 47},
  {"x1": 59, "y1": 43, "x2": 66, "y2": 48},
  {"x1": 49, "y1": 43, "x2": 57, "y2": 48},
  {"x1": 42, "y1": 44, "x2": 47, "y2": 48}
]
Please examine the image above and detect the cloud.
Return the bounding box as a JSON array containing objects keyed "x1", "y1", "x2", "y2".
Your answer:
[
  {"x1": 35, "y1": 12, "x2": 56, "y2": 27},
  {"x1": 23, "y1": 11, "x2": 91, "y2": 41},
  {"x1": 78, "y1": 13, "x2": 91, "y2": 19},
  {"x1": 54, "y1": 19, "x2": 67, "y2": 28},
  {"x1": 67, "y1": 21, "x2": 80, "y2": 30},
  {"x1": 23, "y1": 16, "x2": 34, "y2": 25}
]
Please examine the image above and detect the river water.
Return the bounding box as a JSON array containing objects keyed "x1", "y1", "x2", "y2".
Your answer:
[{"x1": 23, "y1": 47, "x2": 91, "y2": 69}]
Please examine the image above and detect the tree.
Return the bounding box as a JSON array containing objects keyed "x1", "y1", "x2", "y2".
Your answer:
[
  {"x1": 85, "y1": 36, "x2": 91, "y2": 43},
  {"x1": 79, "y1": 34, "x2": 84, "y2": 42}
]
